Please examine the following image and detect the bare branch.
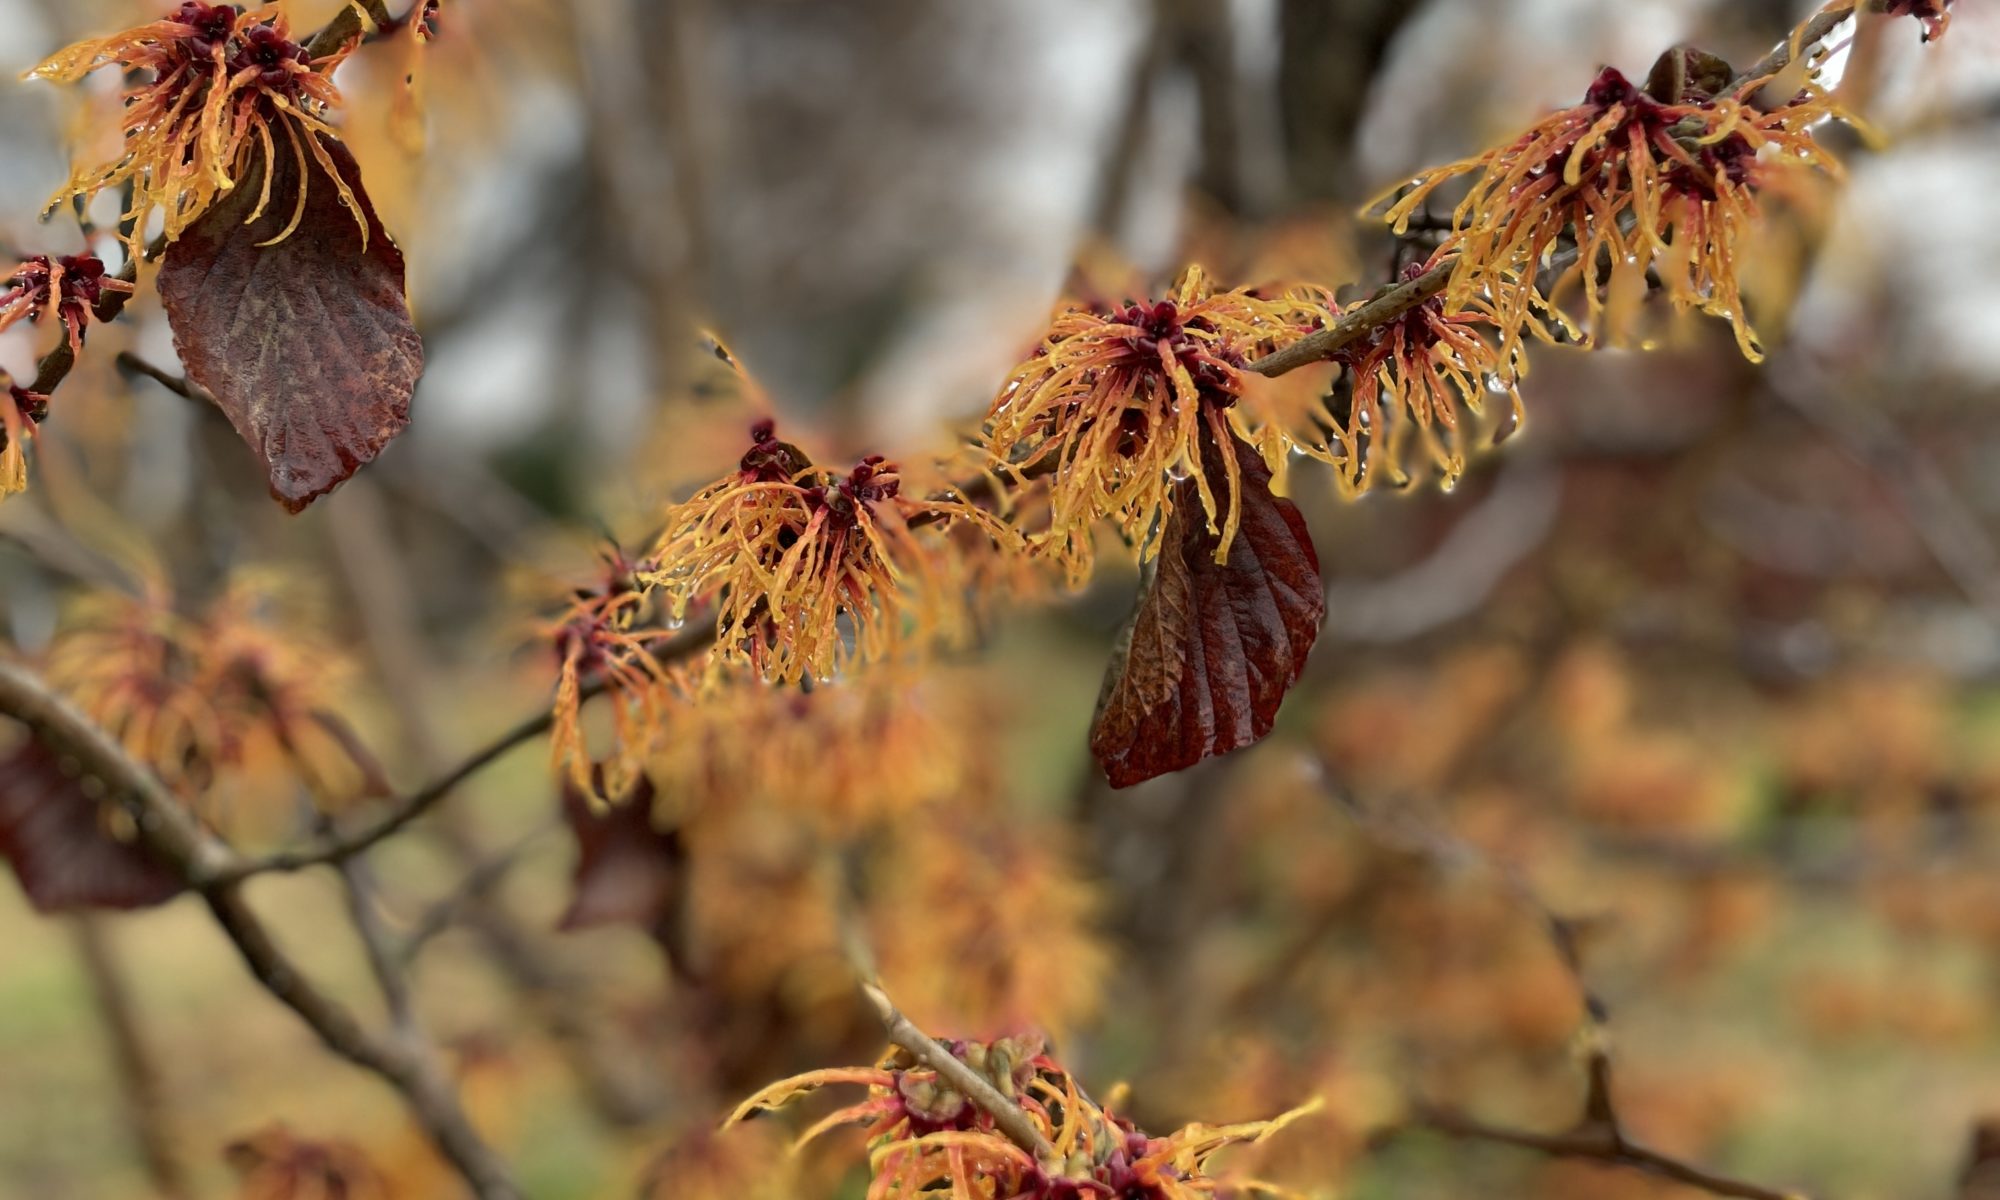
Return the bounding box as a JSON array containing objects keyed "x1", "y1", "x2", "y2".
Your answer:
[
  {"x1": 336, "y1": 856, "x2": 416, "y2": 1028},
  {"x1": 114, "y1": 351, "x2": 206, "y2": 405},
  {"x1": 306, "y1": 0, "x2": 396, "y2": 59},
  {"x1": 1246, "y1": 262, "x2": 1452, "y2": 378},
  {"x1": 861, "y1": 981, "x2": 1060, "y2": 1170},
  {"x1": 201, "y1": 886, "x2": 521, "y2": 1199},
  {"x1": 1409, "y1": 1106, "x2": 1806, "y2": 1200},
  {"x1": 397, "y1": 820, "x2": 557, "y2": 962}
]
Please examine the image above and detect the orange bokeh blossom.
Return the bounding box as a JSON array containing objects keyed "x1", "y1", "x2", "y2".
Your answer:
[{"x1": 41, "y1": 577, "x2": 376, "y2": 812}]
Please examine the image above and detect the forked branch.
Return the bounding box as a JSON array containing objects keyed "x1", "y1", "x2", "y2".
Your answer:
[
  {"x1": 216, "y1": 618, "x2": 713, "y2": 882},
  {"x1": 1325, "y1": 772, "x2": 1807, "y2": 1200},
  {"x1": 0, "y1": 659, "x2": 522, "y2": 1200}
]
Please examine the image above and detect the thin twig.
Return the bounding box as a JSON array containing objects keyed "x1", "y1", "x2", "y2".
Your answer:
[
  {"x1": 1410, "y1": 1107, "x2": 1805, "y2": 1200},
  {"x1": 337, "y1": 855, "x2": 416, "y2": 1028},
  {"x1": 201, "y1": 886, "x2": 521, "y2": 1199},
  {"x1": 323, "y1": 476, "x2": 669, "y2": 1127},
  {"x1": 0, "y1": 521, "x2": 137, "y2": 592},
  {"x1": 861, "y1": 981, "x2": 1060, "y2": 1170},
  {"x1": 398, "y1": 820, "x2": 558, "y2": 962},
  {"x1": 114, "y1": 351, "x2": 205, "y2": 405},
  {"x1": 214, "y1": 619, "x2": 710, "y2": 882},
  {"x1": 1246, "y1": 263, "x2": 1453, "y2": 377},
  {"x1": 306, "y1": 0, "x2": 397, "y2": 58},
  {"x1": 218, "y1": 699, "x2": 582, "y2": 880}
]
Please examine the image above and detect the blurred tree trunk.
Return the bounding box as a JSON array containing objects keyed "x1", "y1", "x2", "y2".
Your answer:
[
  {"x1": 636, "y1": 0, "x2": 1144, "y2": 450},
  {"x1": 1277, "y1": 0, "x2": 1425, "y2": 203}
]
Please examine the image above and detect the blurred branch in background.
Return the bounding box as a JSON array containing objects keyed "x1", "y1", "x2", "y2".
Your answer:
[
  {"x1": 1333, "y1": 780, "x2": 1804, "y2": 1200},
  {"x1": 70, "y1": 915, "x2": 191, "y2": 1200}
]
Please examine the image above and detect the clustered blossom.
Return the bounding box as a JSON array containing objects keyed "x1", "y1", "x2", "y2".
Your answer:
[
  {"x1": 28, "y1": 2, "x2": 359, "y2": 255},
  {"x1": 730, "y1": 1036, "x2": 1317, "y2": 1200},
  {"x1": 1378, "y1": 54, "x2": 1846, "y2": 361},
  {"x1": 644, "y1": 421, "x2": 1018, "y2": 686},
  {"x1": 980, "y1": 269, "x2": 1330, "y2": 581},
  {"x1": 1321, "y1": 254, "x2": 1552, "y2": 493},
  {"x1": 0, "y1": 254, "x2": 133, "y2": 498},
  {"x1": 0, "y1": 253, "x2": 133, "y2": 359}
]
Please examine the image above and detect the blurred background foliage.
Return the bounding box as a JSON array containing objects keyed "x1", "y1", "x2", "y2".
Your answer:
[{"x1": 2, "y1": 0, "x2": 2000, "y2": 1197}]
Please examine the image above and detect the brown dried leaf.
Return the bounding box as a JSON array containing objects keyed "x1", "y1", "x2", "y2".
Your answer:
[
  {"x1": 1090, "y1": 435, "x2": 1324, "y2": 788},
  {"x1": 159, "y1": 135, "x2": 422, "y2": 512},
  {"x1": 0, "y1": 739, "x2": 184, "y2": 912},
  {"x1": 558, "y1": 777, "x2": 688, "y2": 946}
]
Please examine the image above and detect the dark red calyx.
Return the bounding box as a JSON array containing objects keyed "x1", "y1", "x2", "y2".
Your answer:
[
  {"x1": 1663, "y1": 132, "x2": 1754, "y2": 201},
  {"x1": 7, "y1": 256, "x2": 52, "y2": 302},
  {"x1": 738, "y1": 420, "x2": 814, "y2": 484},
  {"x1": 57, "y1": 255, "x2": 109, "y2": 305},
  {"x1": 170, "y1": 2, "x2": 237, "y2": 50},
  {"x1": 229, "y1": 22, "x2": 311, "y2": 90},
  {"x1": 12, "y1": 384, "x2": 50, "y2": 423},
  {"x1": 1585, "y1": 66, "x2": 1646, "y2": 111}
]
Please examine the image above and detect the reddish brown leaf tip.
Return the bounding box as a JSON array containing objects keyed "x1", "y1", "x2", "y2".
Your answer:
[
  {"x1": 558, "y1": 777, "x2": 687, "y2": 944},
  {"x1": 160, "y1": 135, "x2": 422, "y2": 512},
  {"x1": 1089, "y1": 436, "x2": 1325, "y2": 788},
  {"x1": 0, "y1": 740, "x2": 185, "y2": 913}
]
